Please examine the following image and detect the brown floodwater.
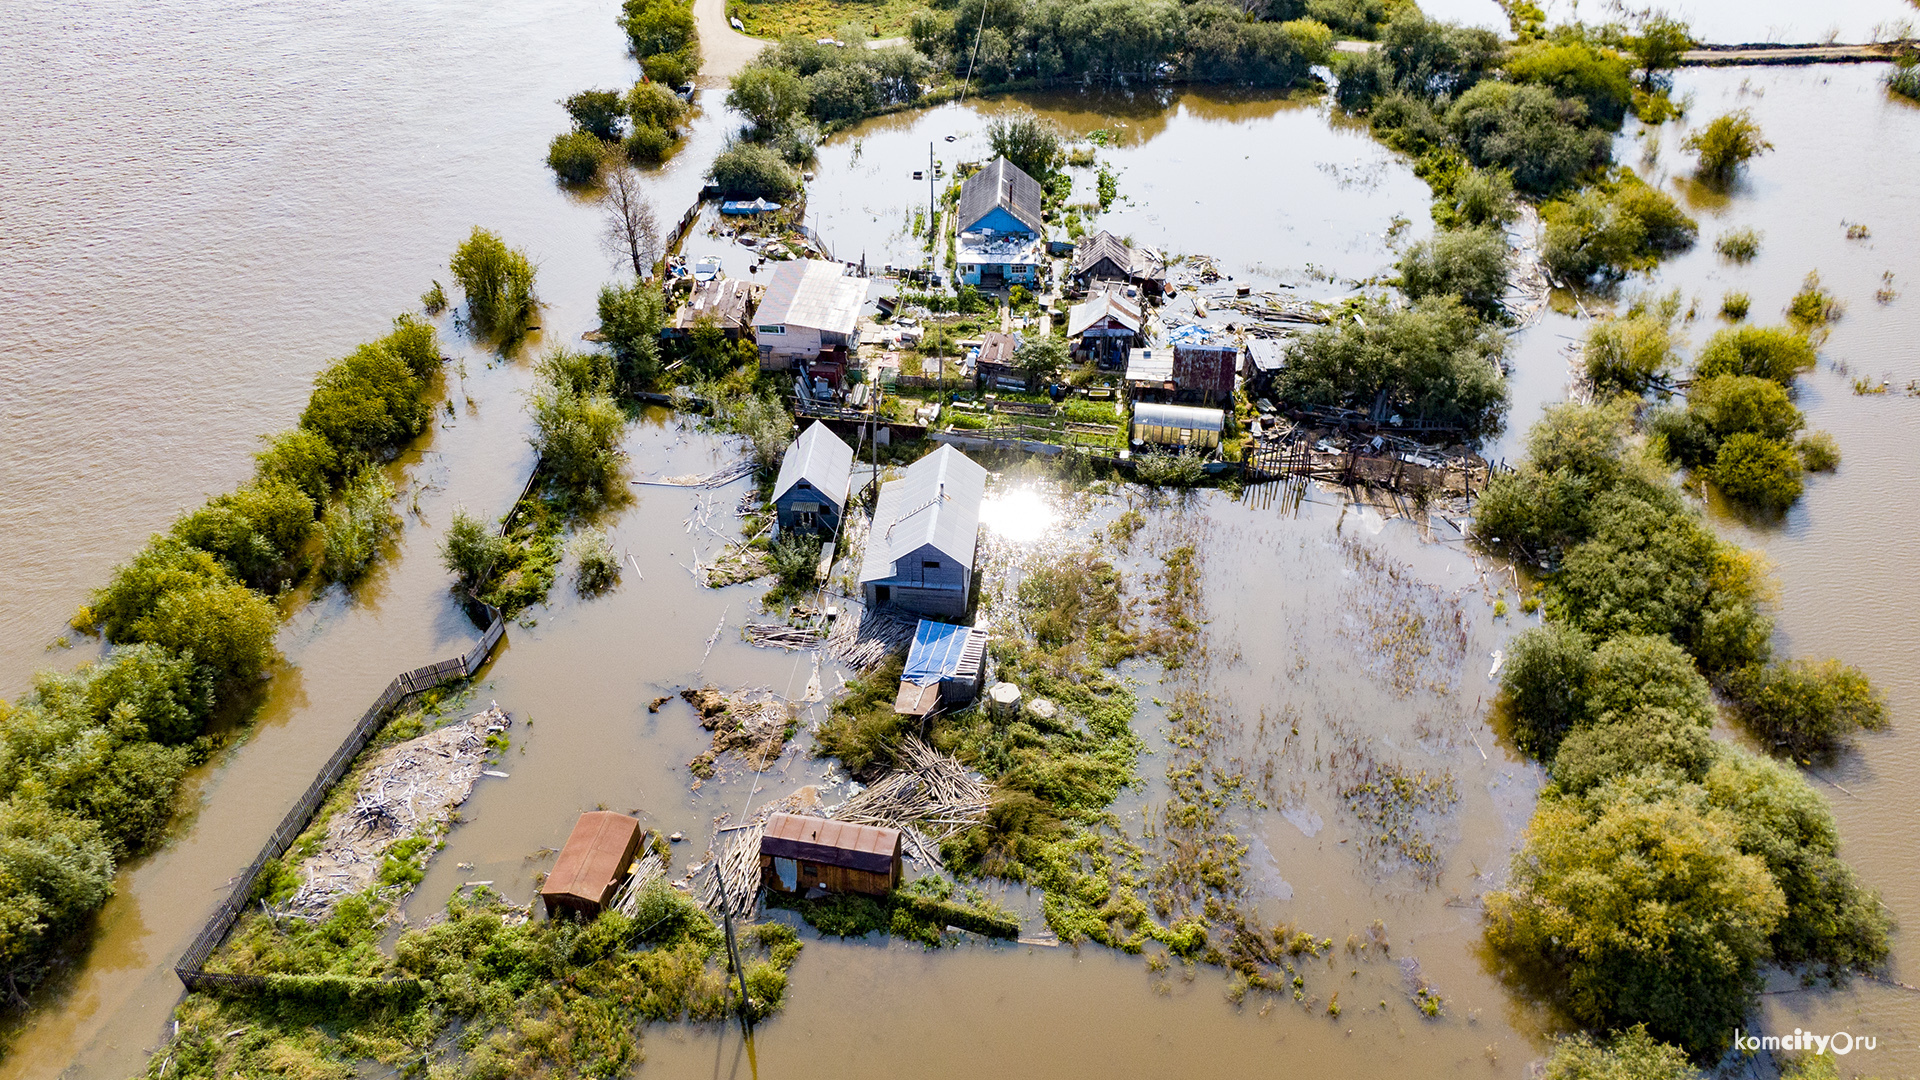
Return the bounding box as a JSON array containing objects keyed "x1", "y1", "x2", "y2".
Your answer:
[{"x1": 5, "y1": 2, "x2": 1920, "y2": 1077}]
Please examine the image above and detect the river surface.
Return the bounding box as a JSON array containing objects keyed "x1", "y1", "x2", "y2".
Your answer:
[{"x1": 4, "y1": 3, "x2": 1920, "y2": 1079}]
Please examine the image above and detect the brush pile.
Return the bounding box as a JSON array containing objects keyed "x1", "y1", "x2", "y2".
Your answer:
[
  {"x1": 683, "y1": 685, "x2": 796, "y2": 776},
  {"x1": 284, "y1": 704, "x2": 511, "y2": 918}
]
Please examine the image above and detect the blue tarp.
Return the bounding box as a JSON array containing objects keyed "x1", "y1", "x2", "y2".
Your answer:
[{"x1": 903, "y1": 619, "x2": 971, "y2": 686}]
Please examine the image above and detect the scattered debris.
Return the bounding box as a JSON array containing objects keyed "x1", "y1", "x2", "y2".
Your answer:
[{"x1": 680, "y1": 685, "x2": 797, "y2": 776}]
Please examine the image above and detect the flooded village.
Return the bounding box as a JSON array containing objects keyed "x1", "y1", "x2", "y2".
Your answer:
[{"x1": 3, "y1": 1, "x2": 1920, "y2": 1078}]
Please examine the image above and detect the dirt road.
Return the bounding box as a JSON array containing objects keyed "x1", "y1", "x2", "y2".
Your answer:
[{"x1": 693, "y1": 0, "x2": 766, "y2": 81}]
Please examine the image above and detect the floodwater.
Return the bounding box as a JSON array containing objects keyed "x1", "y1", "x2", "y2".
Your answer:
[{"x1": 6, "y1": 2, "x2": 1920, "y2": 1079}]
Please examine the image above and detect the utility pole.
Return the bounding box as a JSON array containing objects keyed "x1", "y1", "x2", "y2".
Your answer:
[
  {"x1": 713, "y1": 863, "x2": 754, "y2": 1041},
  {"x1": 928, "y1": 141, "x2": 937, "y2": 268}
]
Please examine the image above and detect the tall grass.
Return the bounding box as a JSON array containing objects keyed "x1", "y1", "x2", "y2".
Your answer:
[{"x1": 320, "y1": 471, "x2": 400, "y2": 584}]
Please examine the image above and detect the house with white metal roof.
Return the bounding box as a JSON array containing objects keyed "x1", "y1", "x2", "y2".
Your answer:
[
  {"x1": 857, "y1": 445, "x2": 987, "y2": 618},
  {"x1": 772, "y1": 421, "x2": 854, "y2": 537},
  {"x1": 754, "y1": 260, "x2": 866, "y2": 370}
]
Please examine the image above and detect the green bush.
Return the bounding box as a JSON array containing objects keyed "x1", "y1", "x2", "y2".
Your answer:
[
  {"x1": 1503, "y1": 40, "x2": 1636, "y2": 129},
  {"x1": 171, "y1": 477, "x2": 316, "y2": 590},
  {"x1": 623, "y1": 123, "x2": 675, "y2": 165},
  {"x1": 1786, "y1": 270, "x2": 1842, "y2": 331},
  {"x1": 725, "y1": 66, "x2": 808, "y2": 133},
  {"x1": 254, "y1": 428, "x2": 340, "y2": 503},
  {"x1": 1445, "y1": 81, "x2": 1610, "y2": 194},
  {"x1": 1396, "y1": 225, "x2": 1509, "y2": 317},
  {"x1": 1798, "y1": 430, "x2": 1840, "y2": 472},
  {"x1": 1273, "y1": 295, "x2": 1509, "y2": 438},
  {"x1": 641, "y1": 51, "x2": 691, "y2": 87},
  {"x1": 1131, "y1": 449, "x2": 1208, "y2": 487},
  {"x1": 1689, "y1": 375, "x2": 1802, "y2": 444},
  {"x1": 448, "y1": 227, "x2": 539, "y2": 340},
  {"x1": 1500, "y1": 624, "x2": 1595, "y2": 758},
  {"x1": 547, "y1": 130, "x2": 605, "y2": 184},
  {"x1": 529, "y1": 359, "x2": 626, "y2": 506},
  {"x1": 1710, "y1": 432, "x2": 1803, "y2": 511},
  {"x1": 1722, "y1": 659, "x2": 1888, "y2": 755},
  {"x1": 561, "y1": 89, "x2": 626, "y2": 140},
  {"x1": 1692, "y1": 325, "x2": 1816, "y2": 384},
  {"x1": 814, "y1": 658, "x2": 913, "y2": 772},
  {"x1": 1304, "y1": 0, "x2": 1388, "y2": 37},
  {"x1": 1442, "y1": 167, "x2": 1517, "y2": 228},
  {"x1": 319, "y1": 471, "x2": 400, "y2": 584},
  {"x1": 440, "y1": 508, "x2": 508, "y2": 592},
  {"x1": 626, "y1": 81, "x2": 687, "y2": 133},
  {"x1": 572, "y1": 532, "x2": 622, "y2": 595},
  {"x1": 299, "y1": 341, "x2": 430, "y2": 462},
  {"x1": 1719, "y1": 290, "x2": 1749, "y2": 321},
  {"x1": 1542, "y1": 171, "x2": 1696, "y2": 281},
  {"x1": 1683, "y1": 110, "x2": 1771, "y2": 181},
  {"x1": 90, "y1": 539, "x2": 281, "y2": 683},
  {"x1": 1583, "y1": 313, "x2": 1675, "y2": 396},
  {"x1": 987, "y1": 109, "x2": 1064, "y2": 181},
  {"x1": 597, "y1": 279, "x2": 666, "y2": 389},
  {"x1": 0, "y1": 797, "x2": 116, "y2": 976},
  {"x1": 619, "y1": 0, "x2": 696, "y2": 63},
  {"x1": 1542, "y1": 1026, "x2": 1701, "y2": 1080},
  {"x1": 1888, "y1": 61, "x2": 1920, "y2": 103},
  {"x1": 1549, "y1": 708, "x2": 1717, "y2": 795},
  {"x1": 707, "y1": 142, "x2": 800, "y2": 199}
]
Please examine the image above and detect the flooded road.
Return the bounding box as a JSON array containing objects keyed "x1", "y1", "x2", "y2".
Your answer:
[{"x1": 5, "y1": 3, "x2": 1920, "y2": 1078}]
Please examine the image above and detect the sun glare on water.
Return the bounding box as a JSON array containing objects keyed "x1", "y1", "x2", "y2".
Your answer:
[{"x1": 979, "y1": 486, "x2": 1059, "y2": 542}]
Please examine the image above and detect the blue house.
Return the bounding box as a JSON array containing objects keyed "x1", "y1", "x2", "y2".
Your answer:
[{"x1": 956, "y1": 157, "x2": 1045, "y2": 289}]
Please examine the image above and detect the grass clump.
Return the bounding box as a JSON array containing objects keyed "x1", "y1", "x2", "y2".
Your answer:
[
  {"x1": 1683, "y1": 109, "x2": 1772, "y2": 182},
  {"x1": 1786, "y1": 271, "x2": 1843, "y2": 333},
  {"x1": 572, "y1": 531, "x2": 622, "y2": 595},
  {"x1": 1719, "y1": 291, "x2": 1749, "y2": 321},
  {"x1": 1713, "y1": 227, "x2": 1761, "y2": 262}
]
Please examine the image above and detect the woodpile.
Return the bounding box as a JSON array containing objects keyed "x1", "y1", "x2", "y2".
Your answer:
[
  {"x1": 693, "y1": 787, "x2": 823, "y2": 917},
  {"x1": 744, "y1": 623, "x2": 826, "y2": 650},
  {"x1": 283, "y1": 705, "x2": 512, "y2": 918},
  {"x1": 823, "y1": 602, "x2": 919, "y2": 671},
  {"x1": 631, "y1": 459, "x2": 757, "y2": 489},
  {"x1": 829, "y1": 738, "x2": 991, "y2": 867},
  {"x1": 609, "y1": 850, "x2": 669, "y2": 916}
]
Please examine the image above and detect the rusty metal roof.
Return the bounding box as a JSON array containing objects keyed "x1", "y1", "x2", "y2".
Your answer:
[
  {"x1": 977, "y1": 331, "x2": 1018, "y2": 368},
  {"x1": 760, "y1": 812, "x2": 900, "y2": 874},
  {"x1": 1173, "y1": 343, "x2": 1239, "y2": 397},
  {"x1": 541, "y1": 811, "x2": 641, "y2": 906}
]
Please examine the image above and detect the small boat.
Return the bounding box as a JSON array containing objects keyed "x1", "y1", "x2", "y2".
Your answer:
[
  {"x1": 720, "y1": 198, "x2": 782, "y2": 215},
  {"x1": 693, "y1": 256, "x2": 722, "y2": 282}
]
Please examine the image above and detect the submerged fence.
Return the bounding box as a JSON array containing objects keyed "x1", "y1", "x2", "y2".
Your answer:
[{"x1": 173, "y1": 606, "x2": 505, "y2": 992}]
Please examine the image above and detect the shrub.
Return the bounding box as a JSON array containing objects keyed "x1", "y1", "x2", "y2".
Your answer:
[
  {"x1": 1692, "y1": 325, "x2": 1816, "y2": 384},
  {"x1": 299, "y1": 342, "x2": 429, "y2": 462},
  {"x1": 1582, "y1": 313, "x2": 1674, "y2": 396},
  {"x1": 1542, "y1": 1026, "x2": 1701, "y2": 1080},
  {"x1": 1689, "y1": 375, "x2": 1802, "y2": 444},
  {"x1": 1683, "y1": 110, "x2": 1772, "y2": 181},
  {"x1": 90, "y1": 539, "x2": 281, "y2": 683},
  {"x1": 1889, "y1": 61, "x2": 1920, "y2": 103},
  {"x1": 171, "y1": 477, "x2": 316, "y2": 590},
  {"x1": 986, "y1": 109, "x2": 1064, "y2": 182},
  {"x1": 1305, "y1": 0, "x2": 1388, "y2": 37},
  {"x1": 255, "y1": 428, "x2": 340, "y2": 503},
  {"x1": 1786, "y1": 271, "x2": 1842, "y2": 331},
  {"x1": 1713, "y1": 227, "x2": 1761, "y2": 262},
  {"x1": 1549, "y1": 708, "x2": 1717, "y2": 795},
  {"x1": 1502, "y1": 41, "x2": 1636, "y2": 129},
  {"x1": 1485, "y1": 773, "x2": 1785, "y2": 1059},
  {"x1": 1445, "y1": 81, "x2": 1610, "y2": 194},
  {"x1": 1710, "y1": 432, "x2": 1803, "y2": 511},
  {"x1": 421, "y1": 280, "x2": 447, "y2": 315},
  {"x1": 547, "y1": 130, "x2": 605, "y2": 184},
  {"x1": 572, "y1": 531, "x2": 622, "y2": 595},
  {"x1": 1443, "y1": 167, "x2": 1516, "y2": 228},
  {"x1": 725, "y1": 393, "x2": 791, "y2": 473},
  {"x1": 1131, "y1": 449, "x2": 1208, "y2": 487},
  {"x1": 0, "y1": 797, "x2": 116, "y2": 976},
  {"x1": 1500, "y1": 624, "x2": 1595, "y2": 758},
  {"x1": 626, "y1": 81, "x2": 687, "y2": 133},
  {"x1": 319, "y1": 471, "x2": 400, "y2": 584},
  {"x1": 1396, "y1": 225, "x2": 1509, "y2": 317},
  {"x1": 1719, "y1": 291, "x2": 1749, "y2": 321},
  {"x1": 641, "y1": 52, "x2": 691, "y2": 87},
  {"x1": 768, "y1": 532, "x2": 822, "y2": 594},
  {"x1": 529, "y1": 372, "x2": 625, "y2": 505},
  {"x1": 440, "y1": 508, "x2": 508, "y2": 592},
  {"x1": 448, "y1": 227, "x2": 539, "y2": 340},
  {"x1": 707, "y1": 142, "x2": 799, "y2": 199},
  {"x1": 1542, "y1": 171, "x2": 1696, "y2": 281},
  {"x1": 1015, "y1": 335, "x2": 1068, "y2": 385},
  {"x1": 623, "y1": 123, "x2": 675, "y2": 165},
  {"x1": 1798, "y1": 430, "x2": 1839, "y2": 472},
  {"x1": 560, "y1": 89, "x2": 626, "y2": 140},
  {"x1": 1330, "y1": 14, "x2": 1502, "y2": 109},
  {"x1": 1274, "y1": 296, "x2": 1509, "y2": 438},
  {"x1": 619, "y1": 0, "x2": 696, "y2": 61},
  {"x1": 725, "y1": 66, "x2": 808, "y2": 133},
  {"x1": 597, "y1": 279, "x2": 667, "y2": 389},
  {"x1": 1722, "y1": 659, "x2": 1888, "y2": 755}
]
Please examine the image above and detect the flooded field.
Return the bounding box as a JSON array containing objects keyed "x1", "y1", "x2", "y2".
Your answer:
[{"x1": 5, "y1": 1, "x2": 1920, "y2": 1077}]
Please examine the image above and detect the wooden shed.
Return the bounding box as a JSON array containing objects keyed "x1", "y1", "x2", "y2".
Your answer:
[
  {"x1": 894, "y1": 618, "x2": 989, "y2": 716},
  {"x1": 759, "y1": 813, "x2": 902, "y2": 897},
  {"x1": 541, "y1": 811, "x2": 644, "y2": 919},
  {"x1": 772, "y1": 420, "x2": 854, "y2": 537},
  {"x1": 974, "y1": 331, "x2": 1027, "y2": 391}
]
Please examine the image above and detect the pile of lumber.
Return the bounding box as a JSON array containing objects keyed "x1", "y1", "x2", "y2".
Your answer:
[
  {"x1": 609, "y1": 850, "x2": 670, "y2": 916},
  {"x1": 823, "y1": 603, "x2": 918, "y2": 671},
  {"x1": 831, "y1": 737, "x2": 991, "y2": 867}
]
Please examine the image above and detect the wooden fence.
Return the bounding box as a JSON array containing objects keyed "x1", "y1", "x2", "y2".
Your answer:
[{"x1": 174, "y1": 605, "x2": 505, "y2": 993}]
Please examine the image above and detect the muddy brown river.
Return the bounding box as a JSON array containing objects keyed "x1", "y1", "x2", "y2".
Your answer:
[{"x1": 4, "y1": 1, "x2": 1919, "y2": 1076}]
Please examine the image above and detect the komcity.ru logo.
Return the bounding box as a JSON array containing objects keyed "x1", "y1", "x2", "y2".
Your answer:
[{"x1": 1732, "y1": 1028, "x2": 1877, "y2": 1055}]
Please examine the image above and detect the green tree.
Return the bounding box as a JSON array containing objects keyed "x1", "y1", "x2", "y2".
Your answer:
[
  {"x1": 449, "y1": 227, "x2": 539, "y2": 340},
  {"x1": 1504, "y1": 41, "x2": 1636, "y2": 129},
  {"x1": 124, "y1": 565, "x2": 281, "y2": 683},
  {"x1": 1584, "y1": 314, "x2": 1675, "y2": 396},
  {"x1": 547, "y1": 130, "x2": 606, "y2": 184},
  {"x1": 1542, "y1": 1026, "x2": 1701, "y2": 1080},
  {"x1": 1273, "y1": 295, "x2": 1509, "y2": 437},
  {"x1": 726, "y1": 393, "x2": 792, "y2": 474},
  {"x1": 707, "y1": 142, "x2": 800, "y2": 199},
  {"x1": 1710, "y1": 432, "x2": 1803, "y2": 511},
  {"x1": 725, "y1": 66, "x2": 808, "y2": 134},
  {"x1": 1014, "y1": 335, "x2": 1068, "y2": 386},
  {"x1": 619, "y1": 0, "x2": 696, "y2": 60},
  {"x1": 254, "y1": 428, "x2": 340, "y2": 503},
  {"x1": 1624, "y1": 15, "x2": 1694, "y2": 87},
  {"x1": 1722, "y1": 659, "x2": 1888, "y2": 755},
  {"x1": 1542, "y1": 172, "x2": 1696, "y2": 281},
  {"x1": 170, "y1": 477, "x2": 316, "y2": 590},
  {"x1": 1396, "y1": 226, "x2": 1509, "y2": 317},
  {"x1": 0, "y1": 795, "x2": 115, "y2": 978},
  {"x1": 1692, "y1": 325, "x2": 1816, "y2": 384},
  {"x1": 626, "y1": 81, "x2": 688, "y2": 133},
  {"x1": 597, "y1": 280, "x2": 667, "y2": 388},
  {"x1": 1683, "y1": 110, "x2": 1772, "y2": 182},
  {"x1": 1446, "y1": 81, "x2": 1610, "y2": 194},
  {"x1": 299, "y1": 341, "x2": 430, "y2": 461},
  {"x1": 1486, "y1": 774, "x2": 1785, "y2": 1059},
  {"x1": 1500, "y1": 624, "x2": 1595, "y2": 758},
  {"x1": 529, "y1": 378, "x2": 626, "y2": 504},
  {"x1": 1549, "y1": 707, "x2": 1717, "y2": 795},
  {"x1": 561, "y1": 89, "x2": 627, "y2": 140},
  {"x1": 986, "y1": 109, "x2": 1064, "y2": 182},
  {"x1": 440, "y1": 508, "x2": 508, "y2": 593},
  {"x1": 1688, "y1": 375, "x2": 1803, "y2": 442},
  {"x1": 318, "y1": 471, "x2": 400, "y2": 584}
]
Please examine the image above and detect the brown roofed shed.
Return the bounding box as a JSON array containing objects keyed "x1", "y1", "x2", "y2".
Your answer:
[
  {"x1": 759, "y1": 812, "x2": 902, "y2": 897},
  {"x1": 541, "y1": 811, "x2": 644, "y2": 919}
]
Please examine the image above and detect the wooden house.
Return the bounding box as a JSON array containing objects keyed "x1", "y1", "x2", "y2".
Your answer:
[
  {"x1": 760, "y1": 812, "x2": 902, "y2": 897},
  {"x1": 772, "y1": 421, "x2": 854, "y2": 537},
  {"x1": 1070, "y1": 230, "x2": 1164, "y2": 298},
  {"x1": 755, "y1": 260, "x2": 866, "y2": 371},
  {"x1": 956, "y1": 157, "x2": 1045, "y2": 289},
  {"x1": 894, "y1": 618, "x2": 989, "y2": 716},
  {"x1": 858, "y1": 445, "x2": 987, "y2": 618},
  {"x1": 541, "y1": 811, "x2": 644, "y2": 919},
  {"x1": 1172, "y1": 343, "x2": 1239, "y2": 407},
  {"x1": 974, "y1": 331, "x2": 1026, "y2": 391},
  {"x1": 1067, "y1": 288, "x2": 1145, "y2": 369}
]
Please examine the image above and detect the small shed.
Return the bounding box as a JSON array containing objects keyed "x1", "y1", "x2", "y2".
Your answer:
[
  {"x1": 1124, "y1": 347, "x2": 1175, "y2": 403},
  {"x1": 1131, "y1": 402, "x2": 1225, "y2": 450},
  {"x1": 1071, "y1": 230, "x2": 1165, "y2": 298},
  {"x1": 772, "y1": 421, "x2": 854, "y2": 536},
  {"x1": 541, "y1": 811, "x2": 644, "y2": 919},
  {"x1": 1067, "y1": 290, "x2": 1145, "y2": 369},
  {"x1": 895, "y1": 619, "x2": 989, "y2": 716},
  {"x1": 1244, "y1": 338, "x2": 1286, "y2": 397},
  {"x1": 760, "y1": 812, "x2": 902, "y2": 897},
  {"x1": 975, "y1": 331, "x2": 1025, "y2": 391}
]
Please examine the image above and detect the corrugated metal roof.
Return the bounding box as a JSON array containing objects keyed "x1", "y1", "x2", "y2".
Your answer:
[
  {"x1": 903, "y1": 619, "x2": 973, "y2": 685},
  {"x1": 773, "y1": 421, "x2": 854, "y2": 509},
  {"x1": 1173, "y1": 343, "x2": 1238, "y2": 396},
  {"x1": 1072, "y1": 230, "x2": 1131, "y2": 276},
  {"x1": 541, "y1": 811, "x2": 641, "y2": 906},
  {"x1": 1125, "y1": 347, "x2": 1173, "y2": 383},
  {"x1": 756, "y1": 260, "x2": 864, "y2": 336},
  {"x1": 1067, "y1": 291, "x2": 1143, "y2": 337},
  {"x1": 978, "y1": 331, "x2": 1018, "y2": 368},
  {"x1": 1246, "y1": 338, "x2": 1286, "y2": 372},
  {"x1": 1134, "y1": 402, "x2": 1226, "y2": 432},
  {"x1": 857, "y1": 445, "x2": 987, "y2": 587},
  {"x1": 761, "y1": 812, "x2": 900, "y2": 874},
  {"x1": 957, "y1": 157, "x2": 1044, "y2": 236}
]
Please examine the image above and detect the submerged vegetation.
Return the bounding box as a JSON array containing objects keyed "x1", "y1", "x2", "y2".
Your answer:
[{"x1": 449, "y1": 227, "x2": 539, "y2": 343}]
